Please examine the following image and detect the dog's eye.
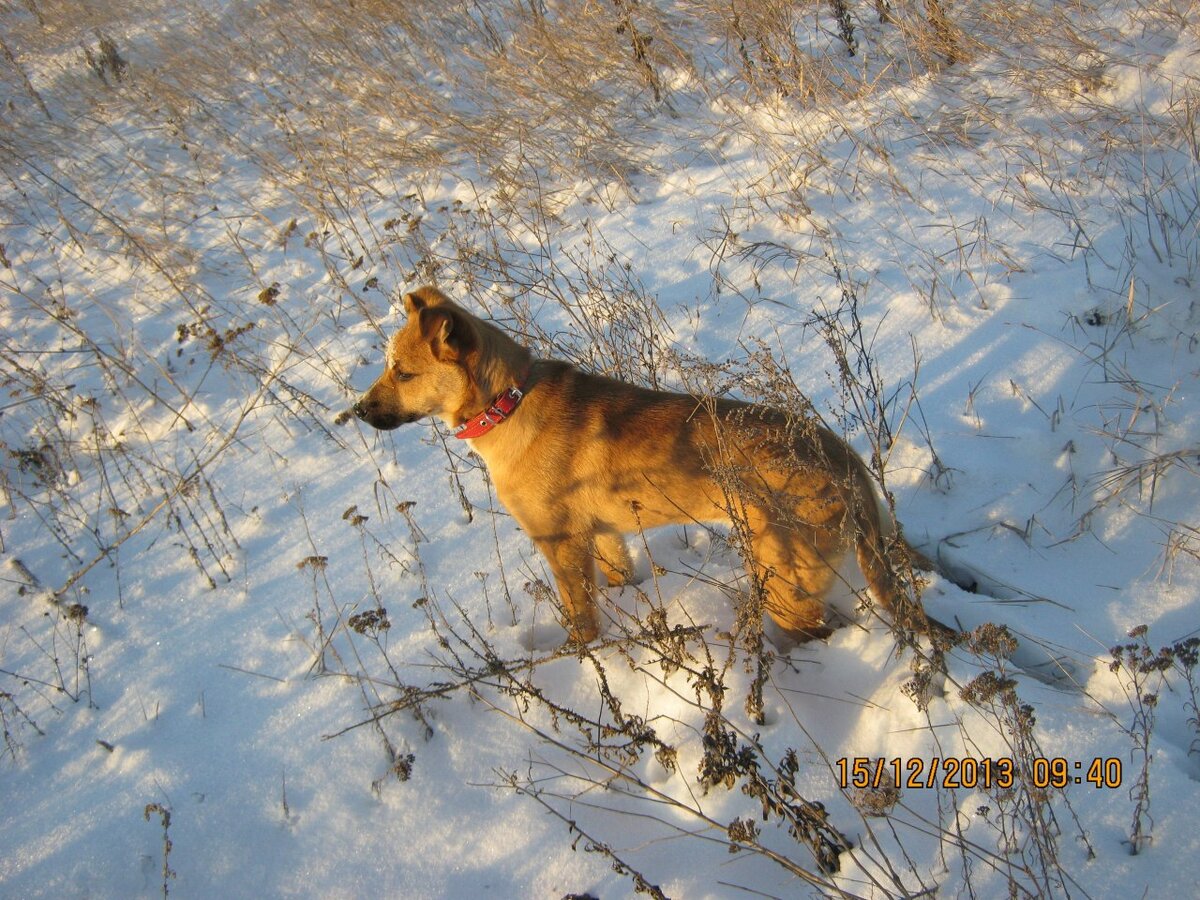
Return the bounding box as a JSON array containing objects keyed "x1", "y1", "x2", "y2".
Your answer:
[{"x1": 393, "y1": 370, "x2": 416, "y2": 382}]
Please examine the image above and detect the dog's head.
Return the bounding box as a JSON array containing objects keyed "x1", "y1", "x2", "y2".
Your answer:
[{"x1": 353, "y1": 286, "x2": 479, "y2": 431}]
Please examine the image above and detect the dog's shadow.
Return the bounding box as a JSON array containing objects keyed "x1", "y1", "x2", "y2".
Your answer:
[
  {"x1": 919, "y1": 554, "x2": 1089, "y2": 691},
  {"x1": 515, "y1": 531, "x2": 1089, "y2": 695}
]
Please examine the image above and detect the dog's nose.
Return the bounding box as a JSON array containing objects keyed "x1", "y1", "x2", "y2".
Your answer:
[{"x1": 352, "y1": 398, "x2": 369, "y2": 420}]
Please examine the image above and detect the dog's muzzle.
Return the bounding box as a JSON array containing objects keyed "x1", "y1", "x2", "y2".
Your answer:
[{"x1": 353, "y1": 396, "x2": 418, "y2": 431}]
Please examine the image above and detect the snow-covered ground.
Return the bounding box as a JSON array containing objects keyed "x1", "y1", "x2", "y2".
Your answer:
[{"x1": 2, "y1": 2, "x2": 1198, "y2": 897}]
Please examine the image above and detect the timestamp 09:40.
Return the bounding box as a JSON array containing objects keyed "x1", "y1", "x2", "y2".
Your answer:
[{"x1": 835, "y1": 756, "x2": 1123, "y2": 791}]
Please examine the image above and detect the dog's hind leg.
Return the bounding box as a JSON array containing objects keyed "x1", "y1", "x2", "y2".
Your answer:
[{"x1": 747, "y1": 510, "x2": 842, "y2": 642}]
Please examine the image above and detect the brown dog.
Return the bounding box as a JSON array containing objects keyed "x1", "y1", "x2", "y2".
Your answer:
[{"x1": 354, "y1": 286, "x2": 940, "y2": 645}]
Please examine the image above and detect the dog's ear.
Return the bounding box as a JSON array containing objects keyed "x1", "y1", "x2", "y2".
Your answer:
[
  {"x1": 418, "y1": 306, "x2": 476, "y2": 362},
  {"x1": 403, "y1": 286, "x2": 448, "y2": 316}
]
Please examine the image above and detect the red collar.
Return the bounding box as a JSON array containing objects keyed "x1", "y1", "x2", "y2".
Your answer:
[{"x1": 453, "y1": 375, "x2": 529, "y2": 440}]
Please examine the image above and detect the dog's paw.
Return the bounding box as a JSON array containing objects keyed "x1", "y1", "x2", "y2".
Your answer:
[
  {"x1": 603, "y1": 569, "x2": 643, "y2": 588},
  {"x1": 765, "y1": 617, "x2": 836, "y2": 652}
]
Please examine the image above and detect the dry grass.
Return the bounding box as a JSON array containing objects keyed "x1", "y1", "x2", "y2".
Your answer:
[{"x1": 2, "y1": 0, "x2": 1199, "y2": 895}]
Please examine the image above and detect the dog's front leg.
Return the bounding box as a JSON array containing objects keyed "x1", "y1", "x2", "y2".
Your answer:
[
  {"x1": 538, "y1": 536, "x2": 602, "y2": 644},
  {"x1": 593, "y1": 531, "x2": 636, "y2": 587}
]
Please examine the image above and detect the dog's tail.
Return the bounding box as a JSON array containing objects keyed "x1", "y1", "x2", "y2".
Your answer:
[{"x1": 848, "y1": 459, "x2": 955, "y2": 640}]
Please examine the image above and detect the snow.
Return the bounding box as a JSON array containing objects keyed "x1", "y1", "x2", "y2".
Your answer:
[{"x1": 2, "y1": 1, "x2": 1199, "y2": 897}]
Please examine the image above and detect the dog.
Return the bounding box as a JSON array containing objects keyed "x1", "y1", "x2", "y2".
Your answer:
[{"x1": 354, "y1": 286, "x2": 944, "y2": 646}]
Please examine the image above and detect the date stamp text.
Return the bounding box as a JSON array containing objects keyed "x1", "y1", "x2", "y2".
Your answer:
[{"x1": 836, "y1": 756, "x2": 1123, "y2": 791}]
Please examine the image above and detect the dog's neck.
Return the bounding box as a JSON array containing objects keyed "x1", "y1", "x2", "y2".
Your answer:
[
  {"x1": 449, "y1": 335, "x2": 534, "y2": 431},
  {"x1": 452, "y1": 367, "x2": 533, "y2": 440}
]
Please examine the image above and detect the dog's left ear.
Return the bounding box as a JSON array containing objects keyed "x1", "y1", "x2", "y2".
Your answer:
[
  {"x1": 402, "y1": 286, "x2": 449, "y2": 316},
  {"x1": 418, "y1": 306, "x2": 476, "y2": 362}
]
